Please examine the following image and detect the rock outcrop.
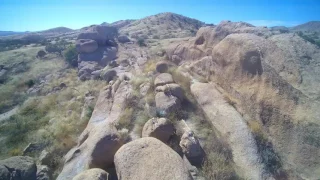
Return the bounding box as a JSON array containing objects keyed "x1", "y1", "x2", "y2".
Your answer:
[
  {"x1": 57, "y1": 79, "x2": 133, "y2": 180},
  {"x1": 142, "y1": 117, "x2": 175, "y2": 142},
  {"x1": 155, "y1": 91, "x2": 181, "y2": 117},
  {"x1": 154, "y1": 73, "x2": 174, "y2": 87},
  {"x1": 0, "y1": 156, "x2": 37, "y2": 180},
  {"x1": 114, "y1": 137, "x2": 193, "y2": 180},
  {"x1": 179, "y1": 131, "x2": 205, "y2": 166},
  {"x1": 73, "y1": 168, "x2": 108, "y2": 180},
  {"x1": 155, "y1": 61, "x2": 169, "y2": 73},
  {"x1": 76, "y1": 25, "x2": 118, "y2": 81},
  {"x1": 191, "y1": 82, "x2": 271, "y2": 179}
]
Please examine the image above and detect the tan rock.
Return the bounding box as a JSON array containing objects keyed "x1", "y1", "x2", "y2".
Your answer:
[
  {"x1": 114, "y1": 137, "x2": 193, "y2": 180},
  {"x1": 155, "y1": 61, "x2": 168, "y2": 73},
  {"x1": 154, "y1": 73, "x2": 174, "y2": 86},
  {"x1": 76, "y1": 39, "x2": 98, "y2": 53},
  {"x1": 155, "y1": 92, "x2": 181, "y2": 117},
  {"x1": 142, "y1": 118, "x2": 175, "y2": 142},
  {"x1": 73, "y1": 168, "x2": 108, "y2": 180}
]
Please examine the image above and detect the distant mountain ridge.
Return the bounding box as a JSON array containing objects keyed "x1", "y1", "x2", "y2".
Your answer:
[
  {"x1": 39, "y1": 27, "x2": 74, "y2": 34},
  {"x1": 291, "y1": 21, "x2": 320, "y2": 32},
  {"x1": 0, "y1": 31, "x2": 27, "y2": 36},
  {"x1": 119, "y1": 12, "x2": 205, "y2": 39}
]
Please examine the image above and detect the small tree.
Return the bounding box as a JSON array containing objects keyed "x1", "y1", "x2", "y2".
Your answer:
[
  {"x1": 137, "y1": 38, "x2": 146, "y2": 47},
  {"x1": 64, "y1": 45, "x2": 78, "y2": 67},
  {"x1": 36, "y1": 50, "x2": 46, "y2": 59}
]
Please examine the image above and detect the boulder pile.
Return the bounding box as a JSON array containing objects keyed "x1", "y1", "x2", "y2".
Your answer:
[
  {"x1": 76, "y1": 25, "x2": 118, "y2": 81},
  {"x1": 153, "y1": 70, "x2": 184, "y2": 117}
]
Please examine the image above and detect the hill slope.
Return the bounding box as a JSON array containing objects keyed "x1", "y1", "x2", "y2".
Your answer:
[
  {"x1": 0, "y1": 31, "x2": 26, "y2": 37},
  {"x1": 39, "y1": 27, "x2": 73, "y2": 34},
  {"x1": 292, "y1": 21, "x2": 320, "y2": 32},
  {"x1": 119, "y1": 12, "x2": 205, "y2": 39}
]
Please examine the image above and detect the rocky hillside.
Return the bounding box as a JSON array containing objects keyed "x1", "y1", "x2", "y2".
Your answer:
[
  {"x1": 0, "y1": 13, "x2": 319, "y2": 180},
  {"x1": 119, "y1": 12, "x2": 205, "y2": 39},
  {"x1": 292, "y1": 21, "x2": 320, "y2": 32},
  {"x1": 39, "y1": 27, "x2": 73, "y2": 34}
]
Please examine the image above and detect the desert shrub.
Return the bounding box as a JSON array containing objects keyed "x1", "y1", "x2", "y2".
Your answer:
[
  {"x1": 1, "y1": 97, "x2": 53, "y2": 146},
  {"x1": 137, "y1": 38, "x2": 146, "y2": 47},
  {"x1": 200, "y1": 133, "x2": 237, "y2": 180},
  {"x1": 297, "y1": 31, "x2": 320, "y2": 47},
  {"x1": 142, "y1": 59, "x2": 157, "y2": 73},
  {"x1": 45, "y1": 43, "x2": 64, "y2": 56},
  {"x1": 9, "y1": 148, "x2": 22, "y2": 156},
  {"x1": 25, "y1": 79, "x2": 35, "y2": 88},
  {"x1": 63, "y1": 45, "x2": 78, "y2": 67},
  {"x1": 36, "y1": 50, "x2": 46, "y2": 58},
  {"x1": 303, "y1": 122, "x2": 320, "y2": 147},
  {"x1": 152, "y1": 35, "x2": 160, "y2": 39},
  {"x1": 248, "y1": 120, "x2": 283, "y2": 176},
  {"x1": 170, "y1": 68, "x2": 192, "y2": 95},
  {"x1": 116, "y1": 108, "x2": 134, "y2": 129}
]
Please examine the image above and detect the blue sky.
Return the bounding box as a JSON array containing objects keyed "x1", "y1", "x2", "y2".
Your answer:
[{"x1": 0, "y1": 0, "x2": 319, "y2": 31}]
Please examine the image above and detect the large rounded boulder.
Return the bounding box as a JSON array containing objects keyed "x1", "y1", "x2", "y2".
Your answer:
[
  {"x1": 0, "y1": 156, "x2": 37, "y2": 180},
  {"x1": 114, "y1": 137, "x2": 193, "y2": 180},
  {"x1": 156, "y1": 61, "x2": 169, "y2": 73},
  {"x1": 142, "y1": 118, "x2": 175, "y2": 142},
  {"x1": 154, "y1": 73, "x2": 174, "y2": 87}
]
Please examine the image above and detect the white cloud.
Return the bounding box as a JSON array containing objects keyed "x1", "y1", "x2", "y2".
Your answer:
[{"x1": 247, "y1": 20, "x2": 299, "y2": 27}]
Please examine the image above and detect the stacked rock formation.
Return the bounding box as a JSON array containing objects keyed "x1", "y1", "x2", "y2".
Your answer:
[{"x1": 76, "y1": 25, "x2": 118, "y2": 81}]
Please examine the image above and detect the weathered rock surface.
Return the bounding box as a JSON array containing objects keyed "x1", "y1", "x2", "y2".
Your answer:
[
  {"x1": 179, "y1": 131, "x2": 205, "y2": 166},
  {"x1": 156, "y1": 61, "x2": 168, "y2": 73},
  {"x1": 165, "y1": 83, "x2": 185, "y2": 100},
  {"x1": 142, "y1": 117, "x2": 175, "y2": 142},
  {"x1": 0, "y1": 156, "x2": 37, "y2": 180},
  {"x1": 57, "y1": 80, "x2": 132, "y2": 180},
  {"x1": 191, "y1": 82, "x2": 270, "y2": 179},
  {"x1": 72, "y1": 168, "x2": 108, "y2": 180},
  {"x1": 76, "y1": 39, "x2": 98, "y2": 53},
  {"x1": 57, "y1": 124, "x2": 123, "y2": 180},
  {"x1": 78, "y1": 61, "x2": 102, "y2": 81},
  {"x1": 36, "y1": 165, "x2": 52, "y2": 180},
  {"x1": 101, "y1": 69, "x2": 117, "y2": 82},
  {"x1": 154, "y1": 73, "x2": 174, "y2": 86},
  {"x1": 39, "y1": 150, "x2": 51, "y2": 166},
  {"x1": 78, "y1": 25, "x2": 118, "y2": 45},
  {"x1": 155, "y1": 92, "x2": 181, "y2": 117},
  {"x1": 114, "y1": 137, "x2": 193, "y2": 180},
  {"x1": 76, "y1": 25, "x2": 118, "y2": 80}
]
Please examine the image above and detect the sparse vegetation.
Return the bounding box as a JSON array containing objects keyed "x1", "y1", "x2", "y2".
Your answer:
[
  {"x1": 63, "y1": 45, "x2": 78, "y2": 67},
  {"x1": 297, "y1": 31, "x2": 320, "y2": 47},
  {"x1": 137, "y1": 38, "x2": 147, "y2": 47}
]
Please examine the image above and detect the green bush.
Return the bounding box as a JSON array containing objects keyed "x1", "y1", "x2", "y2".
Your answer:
[
  {"x1": 297, "y1": 31, "x2": 320, "y2": 47},
  {"x1": 137, "y1": 38, "x2": 146, "y2": 47},
  {"x1": 45, "y1": 44, "x2": 64, "y2": 56},
  {"x1": 64, "y1": 45, "x2": 78, "y2": 67},
  {"x1": 25, "y1": 79, "x2": 35, "y2": 88}
]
